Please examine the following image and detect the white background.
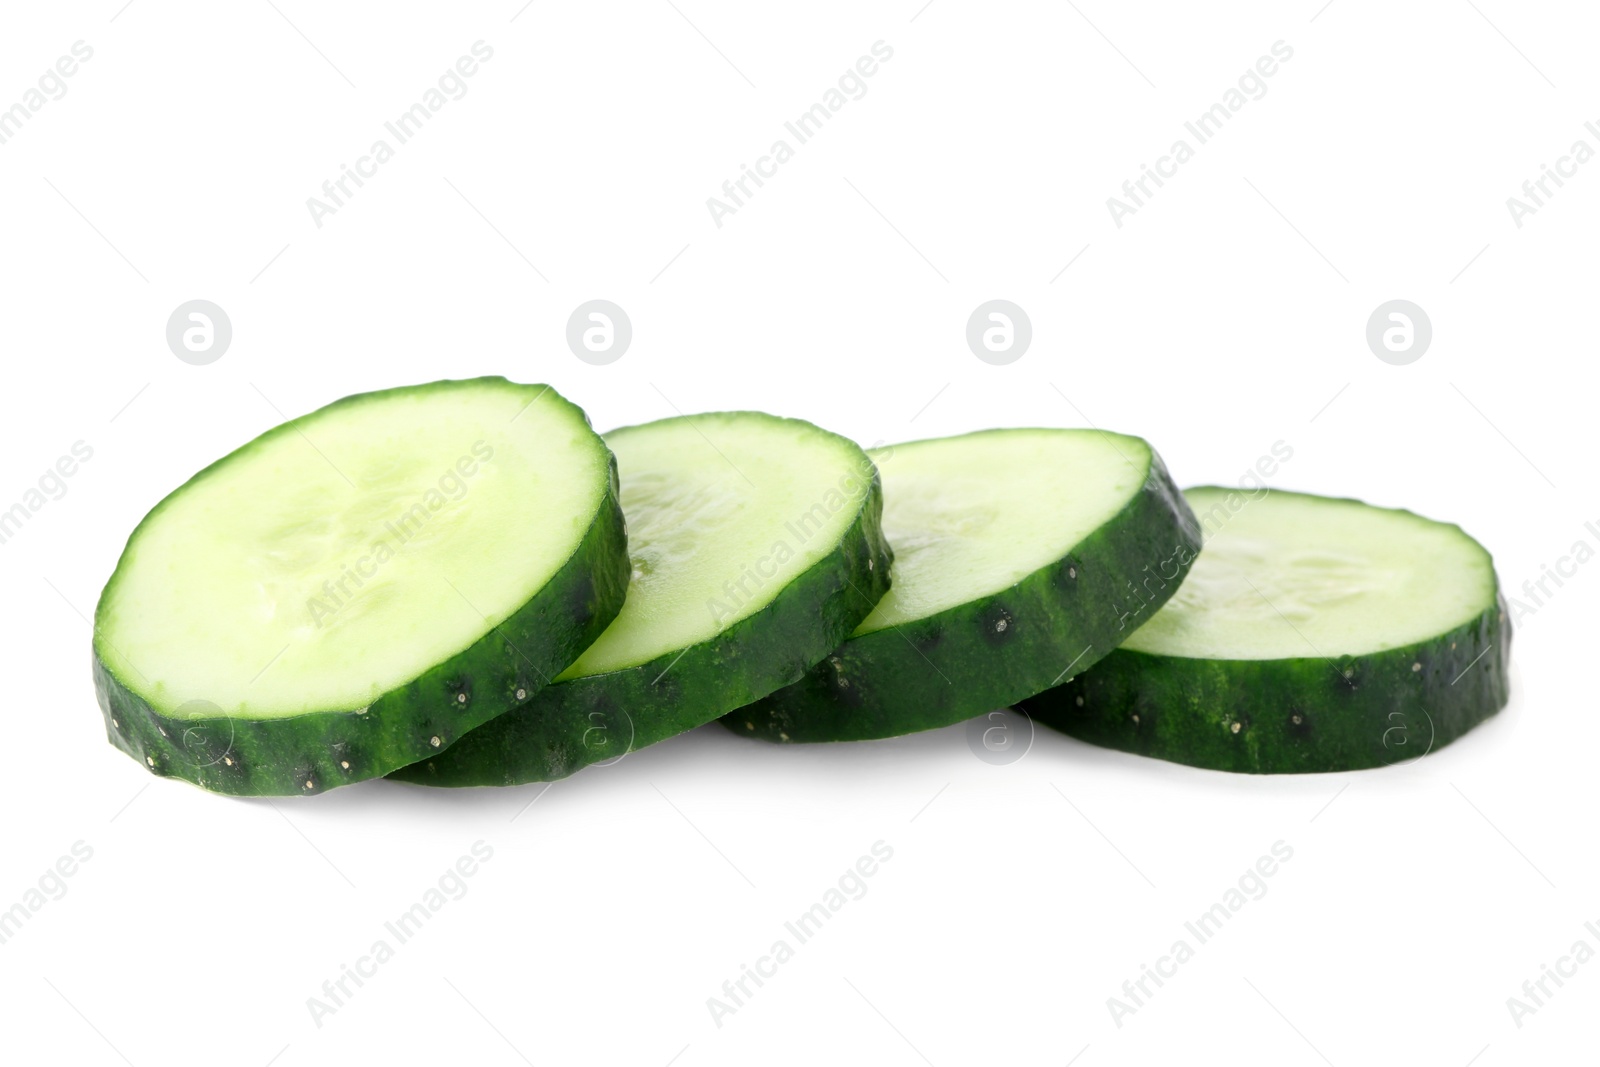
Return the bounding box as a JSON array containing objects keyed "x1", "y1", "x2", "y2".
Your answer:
[{"x1": 0, "y1": 1, "x2": 1594, "y2": 1064}]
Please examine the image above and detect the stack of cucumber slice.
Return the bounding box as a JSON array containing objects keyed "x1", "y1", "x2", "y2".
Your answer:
[
  {"x1": 391, "y1": 411, "x2": 891, "y2": 786},
  {"x1": 91, "y1": 378, "x2": 1511, "y2": 795}
]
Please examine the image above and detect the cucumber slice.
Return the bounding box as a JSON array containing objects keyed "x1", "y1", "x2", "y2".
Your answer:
[
  {"x1": 92, "y1": 378, "x2": 630, "y2": 796},
  {"x1": 392, "y1": 411, "x2": 892, "y2": 786},
  {"x1": 721, "y1": 428, "x2": 1202, "y2": 743},
  {"x1": 1022, "y1": 487, "x2": 1512, "y2": 773}
]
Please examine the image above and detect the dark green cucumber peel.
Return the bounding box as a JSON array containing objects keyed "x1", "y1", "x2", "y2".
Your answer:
[
  {"x1": 91, "y1": 377, "x2": 631, "y2": 796},
  {"x1": 1023, "y1": 601, "x2": 1510, "y2": 774},
  {"x1": 390, "y1": 467, "x2": 892, "y2": 786},
  {"x1": 94, "y1": 484, "x2": 629, "y2": 796},
  {"x1": 723, "y1": 454, "x2": 1202, "y2": 743}
]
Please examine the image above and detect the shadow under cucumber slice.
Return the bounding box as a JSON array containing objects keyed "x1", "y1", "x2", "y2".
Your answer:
[
  {"x1": 721, "y1": 428, "x2": 1203, "y2": 743},
  {"x1": 391, "y1": 411, "x2": 893, "y2": 787},
  {"x1": 1023, "y1": 487, "x2": 1512, "y2": 773},
  {"x1": 93, "y1": 377, "x2": 630, "y2": 796}
]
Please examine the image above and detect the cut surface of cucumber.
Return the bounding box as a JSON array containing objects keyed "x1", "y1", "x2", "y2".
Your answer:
[
  {"x1": 1127, "y1": 488, "x2": 1495, "y2": 659},
  {"x1": 721, "y1": 428, "x2": 1202, "y2": 743},
  {"x1": 93, "y1": 378, "x2": 629, "y2": 795},
  {"x1": 1024, "y1": 487, "x2": 1511, "y2": 773},
  {"x1": 393, "y1": 411, "x2": 892, "y2": 786}
]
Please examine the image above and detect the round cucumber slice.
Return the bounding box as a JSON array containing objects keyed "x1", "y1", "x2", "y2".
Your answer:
[
  {"x1": 93, "y1": 377, "x2": 630, "y2": 796},
  {"x1": 721, "y1": 428, "x2": 1203, "y2": 743},
  {"x1": 392, "y1": 411, "x2": 893, "y2": 787},
  {"x1": 1023, "y1": 487, "x2": 1512, "y2": 773}
]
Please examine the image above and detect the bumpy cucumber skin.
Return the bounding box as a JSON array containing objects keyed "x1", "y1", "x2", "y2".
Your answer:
[
  {"x1": 721, "y1": 448, "x2": 1202, "y2": 743},
  {"x1": 93, "y1": 379, "x2": 631, "y2": 797},
  {"x1": 1024, "y1": 598, "x2": 1511, "y2": 774},
  {"x1": 390, "y1": 464, "x2": 894, "y2": 786}
]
